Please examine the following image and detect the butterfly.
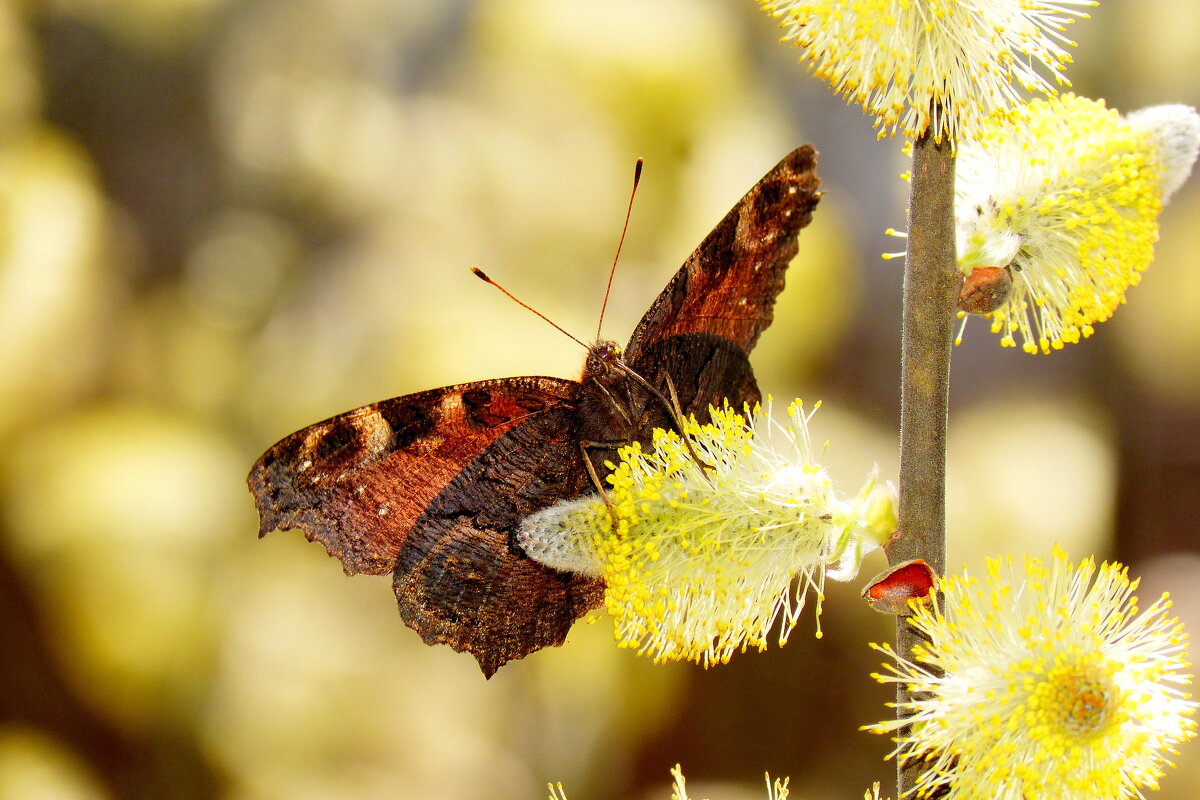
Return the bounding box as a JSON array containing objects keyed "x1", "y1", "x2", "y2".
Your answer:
[{"x1": 248, "y1": 147, "x2": 821, "y2": 677}]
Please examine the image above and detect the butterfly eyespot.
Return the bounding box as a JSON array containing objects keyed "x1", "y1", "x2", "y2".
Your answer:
[
  {"x1": 377, "y1": 503, "x2": 390, "y2": 517},
  {"x1": 298, "y1": 459, "x2": 312, "y2": 472},
  {"x1": 787, "y1": 185, "x2": 798, "y2": 194}
]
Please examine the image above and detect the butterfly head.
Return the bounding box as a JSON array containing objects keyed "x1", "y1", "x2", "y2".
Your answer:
[{"x1": 584, "y1": 340, "x2": 626, "y2": 386}]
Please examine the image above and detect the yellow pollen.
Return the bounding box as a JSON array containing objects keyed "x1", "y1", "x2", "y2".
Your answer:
[{"x1": 1037, "y1": 657, "x2": 1118, "y2": 737}]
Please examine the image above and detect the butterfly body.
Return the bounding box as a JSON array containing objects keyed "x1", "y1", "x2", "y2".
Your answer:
[{"x1": 249, "y1": 147, "x2": 821, "y2": 676}]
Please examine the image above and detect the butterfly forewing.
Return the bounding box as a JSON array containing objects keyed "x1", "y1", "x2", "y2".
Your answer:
[
  {"x1": 248, "y1": 377, "x2": 579, "y2": 575},
  {"x1": 624, "y1": 146, "x2": 820, "y2": 366}
]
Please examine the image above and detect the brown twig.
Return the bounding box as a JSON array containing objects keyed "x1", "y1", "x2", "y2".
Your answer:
[{"x1": 893, "y1": 128, "x2": 957, "y2": 796}]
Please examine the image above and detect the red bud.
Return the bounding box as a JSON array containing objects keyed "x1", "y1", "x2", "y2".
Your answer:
[{"x1": 861, "y1": 559, "x2": 937, "y2": 615}]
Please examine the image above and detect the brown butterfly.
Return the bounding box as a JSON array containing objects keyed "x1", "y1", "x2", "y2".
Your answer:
[{"x1": 248, "y1": 147, "x2": 821, "y2": 677}]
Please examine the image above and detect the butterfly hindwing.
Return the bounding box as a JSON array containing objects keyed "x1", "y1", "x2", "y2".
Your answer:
[
  {"x1": 248, "y1": 377, "x2": 579, "y2": 575},
  {"x1": 394, "y1": 404, "x2": 605, "y2": 677},
  {"x1": 628, "y1": 333, "x2": 763, "y2": 424}
]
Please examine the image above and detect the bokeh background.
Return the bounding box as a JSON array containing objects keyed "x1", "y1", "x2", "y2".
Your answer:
[{"x1": 1, "y1": 1, "x2": 1199, "y2": 798}]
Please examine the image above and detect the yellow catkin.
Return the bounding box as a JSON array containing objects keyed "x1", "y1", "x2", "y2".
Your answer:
[
  {"x1": 868, "y1": 548, "x2": 1197, "y2": 800},
  {"x1": 758, "y1": 0, "x2": 1095, "y2": 143},
  {"x1": 954, "y1": 94, "x2": 1198, "y2": 353}
]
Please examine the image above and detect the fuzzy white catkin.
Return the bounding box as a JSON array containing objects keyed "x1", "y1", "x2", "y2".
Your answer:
[{"x1": 1126, "y1": 104, "x2": 1200, "y2": 202}]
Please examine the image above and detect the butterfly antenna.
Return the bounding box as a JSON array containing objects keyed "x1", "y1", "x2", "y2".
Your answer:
[
  {"x1": 471, "y1": 267, "x2": 589, "y2": 349},
  {"x1": 596, "y1": 157, "x2": 644, "y2": 341}
]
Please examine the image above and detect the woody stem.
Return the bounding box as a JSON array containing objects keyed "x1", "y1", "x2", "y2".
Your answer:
[{"x1": 894, "y1": 129, "x2": 957, "y2": 795}]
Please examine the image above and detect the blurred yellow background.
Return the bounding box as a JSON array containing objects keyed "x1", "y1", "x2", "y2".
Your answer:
[{"x1": 1, "y1": 1, "x2": 1198, "y2": 799}]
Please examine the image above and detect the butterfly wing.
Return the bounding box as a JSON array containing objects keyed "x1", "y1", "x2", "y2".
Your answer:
[
  {"x1": 248, "y1": 147, "x2": 821, "y2": 677},
  {"x1": 248, "y1": 376, "x2": 579, "y2": 576},
  {"x1": 393, "y1": 404, "x2": 605, "y2": 677},
  {"x1": 623, "y1": 146, "x2": 821, "y2": 415}
]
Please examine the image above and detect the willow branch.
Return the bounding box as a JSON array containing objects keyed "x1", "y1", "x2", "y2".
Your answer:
[{"x1": 894, "y1": 129, "x2": 957, "y2": 796}]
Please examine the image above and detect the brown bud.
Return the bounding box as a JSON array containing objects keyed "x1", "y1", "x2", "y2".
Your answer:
[
  {"x1": 957, "y1": 266, "x2": 1013, "y2": 314},
  {"x1": 861, "y1": 559, "x2": 937, "y2": 615}
]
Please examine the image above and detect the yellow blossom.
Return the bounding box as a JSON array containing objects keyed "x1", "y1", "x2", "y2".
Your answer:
[
  {"x1": 520, "y1": 400, "x2": 894, "y2": 666},
  {"x1": 867, "y1": 547, "x2": 1196, "y2": 800},
  {"x1": 953, "y1": 94, "x2": 1200, "y2": 353},
  {"x1": 758, "y1": 0, "x2": 1095, "y2": 142}
]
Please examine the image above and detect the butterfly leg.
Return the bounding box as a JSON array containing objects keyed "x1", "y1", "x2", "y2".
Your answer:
[
  {"x1": 578, "y1": 440, "x2": 624, "y2": 531},
  {"x1": 662, "y1": 372, "x2": 686, "y2": 421},
  {"x1": 614, "y1": 364, "x2": 711, "y2": 472},
  {"x1": 589, "y1": 373, "x2": 717, "y2": 481},
  {"x1": 661, "y1": 373, "x2": 714, "y2": 474}
]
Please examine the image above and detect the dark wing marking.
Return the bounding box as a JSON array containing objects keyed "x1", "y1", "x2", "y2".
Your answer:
[
  {"x1": 394, "y1": 405, "x2": 605, "y2": 677},
  {"x1": 247, "y1": 376, "x2": 579, "y2": 576},
  {"x1": 623, "y1": 146, "x2": 821, "y2": 364}
]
